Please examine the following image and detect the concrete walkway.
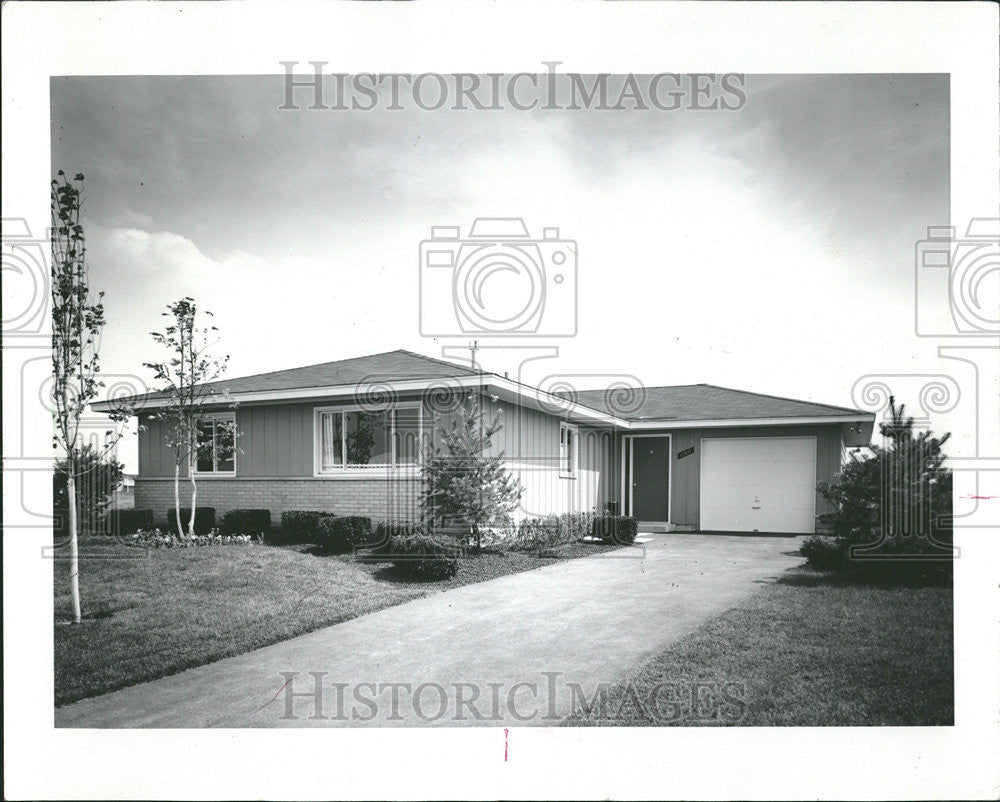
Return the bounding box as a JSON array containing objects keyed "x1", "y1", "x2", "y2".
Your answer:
[{"x1": 55, "y1": 533, "x2": 804, "y2": 728}]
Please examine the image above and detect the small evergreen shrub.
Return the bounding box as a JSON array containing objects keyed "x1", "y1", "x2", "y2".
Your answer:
[
  {"x1": 800, "y1": 535, "x2": 846, "y2": 570},
  {"x1": 316, "y1": 515, "x2": 372, "y2": 553},
  {"x1": 280, "y1": 510, "x2": 329, "y2": 543},
  {"x1": 221, "y1": 509, "x2": 271, "y2": 536},
  {"x1": 108, "y1": 508, "x2": 155, "y2": 536},
  {"x1": 371, "y1": 521, "x2": 428, "y2": 556},
  {"x1": 802, "y1": 397, "x2": 953, "y2": 584},
  {"x1": 513, "y1": 514, "x2": 565, "y2": 550},
  {"x1": 509, "y1": 511, "x2": 598, "y2": 550},
  {"x1": 390, "y1": 532, "x2": 459, "y2": 580},
  {"x1": 593, "y1": 515, "x2": 639, "y2": 545},
  {"x1": 165, "y1": 507, "x2": 216, "y2": 536},
  {"x1": 560, "y1": 511, "x2": 598, "y2": 542}
]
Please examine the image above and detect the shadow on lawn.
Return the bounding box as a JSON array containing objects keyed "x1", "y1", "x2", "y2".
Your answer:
[
  {"x1": 368, "y1": 564, "x2": 449, "y2": 585},
  {"x1": 777, "y1": 563, "x2": 953, "y2": 590}
]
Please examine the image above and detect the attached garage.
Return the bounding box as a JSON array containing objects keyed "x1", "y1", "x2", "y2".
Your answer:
[{"x1": 699, "y1": 436, "x2": 817, "y2": 534}]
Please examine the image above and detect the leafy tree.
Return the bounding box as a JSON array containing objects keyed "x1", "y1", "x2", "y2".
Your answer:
[
  {"x1": 51, "y1": 171, "x2": 129, "y2": 623},
  {"x1": 54, "y1": 444, "x2": 124, "y2": 538},
  {"x1": 804, "y1": 396, "x2": 953, "y2": 577},
  {"x1": 421, "y1": 393, "x2": 523, "y2": 550},
  {"x1": 144, "y1": 298, "x2": 230, "y2": 538}
]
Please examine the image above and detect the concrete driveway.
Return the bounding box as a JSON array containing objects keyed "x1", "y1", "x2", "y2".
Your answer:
[{"x1": 55, "y1": 533, "x2": 804, "y2": 728}]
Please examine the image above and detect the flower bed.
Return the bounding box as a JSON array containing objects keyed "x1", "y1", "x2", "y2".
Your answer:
[{"x1": 128, "y1": 528, "x2": 257, "y2": 548}]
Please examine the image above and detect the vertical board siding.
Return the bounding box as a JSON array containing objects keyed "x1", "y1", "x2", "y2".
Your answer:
[
  {"x1": 242, "y1": 402, "x2": 323, "y2": 477},
  {"x1": 137, "y1": 415, "x2": 182, "y2": 477},
  {"x1": 250, "y1": 407, "x2": 266, "y2": 476},
  {"x1": 275, "y1": 405, "x2": 291, "y2": 477}
]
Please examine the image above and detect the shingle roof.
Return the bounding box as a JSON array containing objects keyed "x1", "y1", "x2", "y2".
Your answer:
[
  {"x1": 126, "y1": 349, "x2": 480, "y2": 405},
  {"x1": 560, "y1": 384, "x2": 864, "y2": 421},
  {"x1": 107, "y1": 349, "x2": 865, "y2": 423}
]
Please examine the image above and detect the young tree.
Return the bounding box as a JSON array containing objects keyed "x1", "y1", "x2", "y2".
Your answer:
[
  {"x1": 144, "y1": 298, "x2": 230, "y2": 538},
  {"x1": 421, "y1": 393, "x2": 523, "y2": 550},
  {"x1": 51, "y1": 171, "x2": 129, "y2": 623},
  {"x1": 805, "y1": 395, "x2": 953, "y2": 576}
]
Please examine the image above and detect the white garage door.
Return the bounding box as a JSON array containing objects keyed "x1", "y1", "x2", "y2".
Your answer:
[{"x1": 700, "y1": 437, "x2": 817, "y2": 534}]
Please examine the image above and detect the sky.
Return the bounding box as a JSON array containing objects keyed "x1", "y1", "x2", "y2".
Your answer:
[{"x1": 50, "y1": 73, "x2": 950, "y2": 471}]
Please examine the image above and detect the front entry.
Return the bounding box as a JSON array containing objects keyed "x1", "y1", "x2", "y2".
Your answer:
[{"x1": 630, "y1": 436, "x2": 670, "y2": 522}]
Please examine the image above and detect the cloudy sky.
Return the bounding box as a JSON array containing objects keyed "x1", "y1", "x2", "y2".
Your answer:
[{"x1": 51, "y1": 73, "x2": 949, "y2": 469}]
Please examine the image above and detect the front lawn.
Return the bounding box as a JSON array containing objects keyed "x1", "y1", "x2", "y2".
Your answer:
[
  {"x1": 563, "y1": 567, "x2": 953, "y2": 726},
  {"x1": 54, "y1": 538, "x2": 619, "y2": 706}
]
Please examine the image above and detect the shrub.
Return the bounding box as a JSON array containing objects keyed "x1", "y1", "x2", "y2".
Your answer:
[
  {"x1": 54, "y1": 444, "x2": 124, "y2": 537},
  {"x1": 478, "y1": 520, "x2": 517, "y2": 550},
  {"x1": 560, "y1": 511, "x2": 598, "y2": 542},
  {"x1": 316, "y1": 515, "x2": 372, "y2": 553},
  {"x1": 509, "y1": 511, "x2": 597, "y2": 551},
  {"x1": 800, "y1": 535, "x2": 845, "y2": 571},
  {"x1": 805, "y1": 397, "x2": 953, "y2": 582},
  {"x1": 165, "y1": 507, "x2": 216, "y2": 537},
  {"x1": 107, "y1": 508, "x2": 154, "y2": 537},
  {"x1": 370, "y1": 521, "x2": 428, "y2": 556},
  {"x1": 512, "y1": 515, "x2": 565, "y2": 550},
  {"x1": 221, "y1": 509, "x2": 271, "y2": 536},
  {"x1": 593, "y1": 515, "x2": 639, "y2": 545},
  {"x1": 280, "y1": 510, "x2": 329, "y2": 543},
  {"x1": 390, "y1": 532, "x2": 460, "y2": 580}
]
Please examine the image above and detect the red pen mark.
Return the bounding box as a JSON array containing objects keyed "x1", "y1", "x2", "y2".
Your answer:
[
  {"x1": 291, "y1": 587, "x2": 320, "y2": 617},
  {"x1": 961, "y1": 494, "x2": 995, "y2": 500},
  {"x1": 504, "y1": 728, "x2": 509, "y2": 762},
  {"x1": 251, "y1": 672, "x2": 299, "y2": 715}
]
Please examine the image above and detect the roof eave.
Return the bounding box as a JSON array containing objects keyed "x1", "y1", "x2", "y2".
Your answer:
[
  {"x1": 626, "y1": 413, "x2": 875, "y2": 429},
  {"x1": 92, "y1": 374, "x2": 629, "y2": 427}
]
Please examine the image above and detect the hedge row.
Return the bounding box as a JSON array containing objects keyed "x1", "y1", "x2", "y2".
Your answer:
[
  {"x1": 166, "y1": 507, "x2": 216, "y2": 536},
  {"x1": 389, "y1": 532, "x2": 459, "y2": 580},
  {"x1": 371, "y1": 521, "x2": 428, "y2": 556},
  {"x1": 108, "y1": 508, "x2": 155, "y2": 536},
  {"x1": 316, "y1": 515, "x2": 372, "y2": 553},
  {"x1": 280, "y1": 510, "x2": 326, "y2": 541},
  {"x1": 220, "y1": 509, "x2": 271, "y2": 536},
  {"x1": 106, "y1": 506, "x2": 637, "y2": 551},
  {"x1": 504, "y1": 512, "x2": 638, "y2": 550},
  {"x1": 592, "y1": 515, "x2": 639, "y2": 545}
]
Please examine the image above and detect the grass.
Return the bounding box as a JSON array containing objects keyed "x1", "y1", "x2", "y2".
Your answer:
[
  {"x1": 563, "y1": 566, "x2": 953, "y2": 727},
  {"x1": 54, "y1": 537, "x2": 620, "y2": 706}
]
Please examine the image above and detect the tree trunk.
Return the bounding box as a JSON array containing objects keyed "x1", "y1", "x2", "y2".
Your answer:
[
  {"x1": 67, "y1": 469, "x2": 82, "y2": 624},
  {"x1": 188, "y1": 452, "x2": 198, "y2": 538},
  {"x1": 173, "y1": 462, "x2": 183, "y2": 538}
]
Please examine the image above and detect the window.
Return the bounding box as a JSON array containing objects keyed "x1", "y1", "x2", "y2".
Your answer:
[
  {"x1": 560, "y1": 422, "x2": 578, "y2": 478},
  {"x1": 195, "y1": 413, "x2": 236, "y2": 474},
  {"x1": 317, "y1": 406, "x2": 422, "y2": 473}
]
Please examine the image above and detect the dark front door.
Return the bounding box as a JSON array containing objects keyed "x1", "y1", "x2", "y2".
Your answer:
[{"x1": 632, "y1": 437, "x2": 670, "y2": 521}]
